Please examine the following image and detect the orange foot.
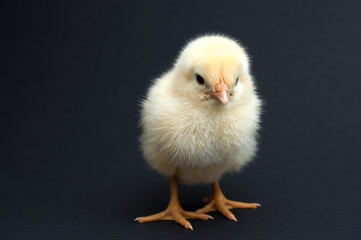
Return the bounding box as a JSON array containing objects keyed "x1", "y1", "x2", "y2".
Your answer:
[
  {"x1": 135, "y1": 206, "x2": 213, "y2": 230},
  {"x1": 135, "y1": 177, "x2": 213, "y2": 230},
  {"x1": 196, "y1": 182, "x2": 261, "y2": 221}
]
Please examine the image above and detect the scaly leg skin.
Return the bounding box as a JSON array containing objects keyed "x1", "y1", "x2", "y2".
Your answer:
[
  {"x1": 196, "y1": 182, "x2": 261, "y2": 222},
  {"x1": 134, "y1": 176, "x2": 213, "y2": 230}
]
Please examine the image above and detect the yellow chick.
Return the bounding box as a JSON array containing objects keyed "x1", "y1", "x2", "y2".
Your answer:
[{"x1": 135, "y1": 35, "x2": 262, "y2": 230}]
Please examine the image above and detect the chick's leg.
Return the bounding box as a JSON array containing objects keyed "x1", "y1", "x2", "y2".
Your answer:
[
  {"x1": 134, "y1": 176, "x2": 213, "y2": 230},
  {"x1": 196, "y1": 182, "x2": 260, "y2": 221}
]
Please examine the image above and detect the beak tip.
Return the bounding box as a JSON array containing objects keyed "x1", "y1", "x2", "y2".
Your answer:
[
  {"x1": 206, "y1": 82, "x2": 230, "y2": 104},
  {"x1": 209, "y1": 90, "x2": 229, "y2": 104}
]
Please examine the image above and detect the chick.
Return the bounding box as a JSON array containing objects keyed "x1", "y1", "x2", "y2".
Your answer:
[{"x1": 135, "y1": 35, "x2": 262, "y2": 230}]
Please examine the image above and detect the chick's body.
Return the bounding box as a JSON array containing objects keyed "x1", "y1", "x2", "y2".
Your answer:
[
  {"x1": 137, "y1": 35, "x2": 262, "y2": 229},
  {"x1": 141, "y1": 71, "x2": 260, "y2": 184}
]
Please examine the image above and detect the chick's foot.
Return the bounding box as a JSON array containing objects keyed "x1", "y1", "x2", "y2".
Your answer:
[
  {"x1": 134, "y1": 176, "x2": 213, "y2": 230},
  {"x1": 135, "y1": 206, "x2": 213, "y2": 230},
  {"x1": 196, "y1": 182, "x2": 260, "y2": 222}
]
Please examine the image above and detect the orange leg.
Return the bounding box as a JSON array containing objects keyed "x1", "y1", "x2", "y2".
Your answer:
[
  {"x1": 196, "y1": 182, "x2": 260, "y2": 222},
  {"x1": 134, "y1": 176, "x2": 213, "y2": 230}
]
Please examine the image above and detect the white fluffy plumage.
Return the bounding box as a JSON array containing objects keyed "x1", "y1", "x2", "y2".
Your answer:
[{"x1": 140, "y1": 35, "x2": 261, "y2": 185}]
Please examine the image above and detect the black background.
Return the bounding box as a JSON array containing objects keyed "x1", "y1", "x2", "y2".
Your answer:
[{"x1": 1, "y1": 0, "x2": 361, "y2": 239}]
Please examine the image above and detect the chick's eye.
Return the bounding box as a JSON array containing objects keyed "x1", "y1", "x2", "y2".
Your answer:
[
  {"x1": 235, "y1": 77, "x2": 239, "y2": 85},
  {"x1": 196, "y1": 74, "x2": 205, "y2": 85}
]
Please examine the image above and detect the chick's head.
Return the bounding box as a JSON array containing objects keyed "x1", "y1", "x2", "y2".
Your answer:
[{"x1": 173, "y1": 35, "x2": 252, "y2": 106}]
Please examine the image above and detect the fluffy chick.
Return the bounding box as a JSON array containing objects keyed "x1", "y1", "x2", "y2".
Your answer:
[{"x1": 136, "y1": 35, "x2": 262, "y2": 230}]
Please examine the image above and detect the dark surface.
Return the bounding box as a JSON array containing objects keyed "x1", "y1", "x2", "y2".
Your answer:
[{"x1": 1, "y1": 0, "x2": 361, "y2": 239}]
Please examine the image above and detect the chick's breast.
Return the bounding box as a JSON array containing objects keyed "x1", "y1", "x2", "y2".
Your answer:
[{"x1": 141, "y1": 72, "x2": 261, "y2": 185}]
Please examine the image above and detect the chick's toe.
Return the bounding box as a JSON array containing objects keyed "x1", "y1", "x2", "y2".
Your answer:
[
  {"x1": 196, "y1": 182, "x2": 260, "y2": 221},
  {"x1": 135, "y1": 177, "x2": 212, "y2": 230}
]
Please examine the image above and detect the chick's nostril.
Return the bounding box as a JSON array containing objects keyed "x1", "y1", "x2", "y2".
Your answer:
[
  {"x1": 215, "y1": 82, "x2": 229, "y2": 93},
  {"x1": 215, "y1": 85, "x2": 223, "y2": 92}
]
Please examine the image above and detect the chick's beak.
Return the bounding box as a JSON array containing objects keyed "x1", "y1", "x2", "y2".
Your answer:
[{"x1": 207, "y1": 83, "x2": 230, "y2": 104}]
